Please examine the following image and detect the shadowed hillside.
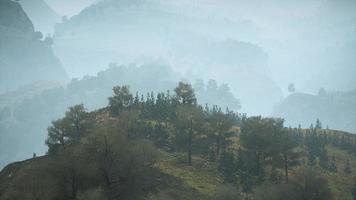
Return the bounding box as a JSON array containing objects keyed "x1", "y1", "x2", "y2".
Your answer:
[
  {"x1": 273, "y1": 90, "x2": 356, "y2": 134},
  {"x1": 0, "y1": 83, "x2": 355, "y2": 200},
  {"x1": 0, "y1": 0, "x2": 68, "y2": 93}
]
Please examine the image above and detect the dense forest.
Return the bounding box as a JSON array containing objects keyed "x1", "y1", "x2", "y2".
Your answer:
[{"x1": 1, "y1": 82, "x2": 355, "y2": 200}]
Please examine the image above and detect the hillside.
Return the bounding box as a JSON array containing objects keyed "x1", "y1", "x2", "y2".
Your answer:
[
  {"x1": 0, "y1": 0, "x2": 68, "y2": 93},
  {"x1": 0, "y1": 64, "x2": 240, "y2": 168},
  {"x1": 273, "y1": 90, "x2": 356, "y2": 134},
  {"x1": 52, "y1": 0, "x2": 282, "y2": 115},
  {"x1": 0, "y1": 83, "x2": 355, "y2": 200},
  {"x1": 20, "y1": 0, "x2": 61, "y2": 34}
]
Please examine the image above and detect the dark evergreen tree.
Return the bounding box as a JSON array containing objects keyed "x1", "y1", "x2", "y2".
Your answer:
[
  {"x1": 218, "y1": 151, "x2": 237, "y2": 183},
  {"x1": 352, "y1": 180, "x2": 356, "y2": 200},
  {"x1": 108, "y1": 85, "x2": 133, "y2": 115},
  {"x1": 344, "y1": 159, "x2": 352, "y2": 174},
  {"x1": 174, "y1": 82, "x2": 197, "y2": 105},
  {"x1": 328, "y1": 156, "x2": 337, "y2": 173}
]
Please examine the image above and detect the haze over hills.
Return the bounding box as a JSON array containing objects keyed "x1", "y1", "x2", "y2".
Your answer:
[
  {"x1": 0, "y1": 63, "x2": 240, "y2": 168},
  {"x1": 48, "y1": 0, "x2": 356, "y2": 95},
  {"x1": 52, "y1": 0, "x2": 282, "y2": 115},
  {"x1": 44, "y1": 0, "x2": 99, "y2": 17},
  {"x1": 1, "y1": 80, "x2": 356, "y2": 200},
  {"x1": 0, "y1": 1, "x2": 356, "y2": 199},
  {"x1": 0, "y1": 0, "x2": 355, "y2": 174},
  {"x1": 0, "y1": 0, "x2": 68, "y2": 93},
  {"x1": 190, "y1": 0, "x2": 356, "y2": 93},
  {"x1": 19, "y1": 0, "x2": 61, "y2": 35},
  {"x1": 273, "y1": 90, "x2": 356, "y2": 134}
]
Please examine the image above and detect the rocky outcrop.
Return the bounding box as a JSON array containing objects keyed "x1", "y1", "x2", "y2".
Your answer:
[
  {"x1": 0, "y1": 0, "x2": 68, "y2": 93},
  {"x1": 20, "y1": 0, "x2": 61, "y2": 34},
  {"x1": 273, "y1": 90, "x2": 356, "y2": 133}
]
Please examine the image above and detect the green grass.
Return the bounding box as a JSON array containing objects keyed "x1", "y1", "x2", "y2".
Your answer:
[
  {"x1": 325, "y1": 146, "x2": 356, "y2": 200},
  {"x1": 156, "y1": 151, "x2": 223, "y2": 196}
]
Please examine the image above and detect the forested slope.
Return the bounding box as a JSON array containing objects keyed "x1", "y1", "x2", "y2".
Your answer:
[{"x1": 1, "y1": 82, "x2": 355, "y2": 200}]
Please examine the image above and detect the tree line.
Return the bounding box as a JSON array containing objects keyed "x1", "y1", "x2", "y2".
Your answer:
[{"x1": 6, "y1": 82, "x2": 355, "y2": 200}]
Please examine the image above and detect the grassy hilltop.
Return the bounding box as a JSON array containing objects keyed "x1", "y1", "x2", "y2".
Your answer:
[{"x1": 1, "y1": 83, "x2": 356, "y2": 200}]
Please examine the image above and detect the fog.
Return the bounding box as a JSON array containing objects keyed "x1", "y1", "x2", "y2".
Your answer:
[{"x1": 0, "y1": 0, "x2": 355, "y2": 168}]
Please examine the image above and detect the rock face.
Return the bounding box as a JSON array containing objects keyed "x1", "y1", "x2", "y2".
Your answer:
[
  {"x1": 20, "y1": 0, "x2": 61, "y2": 34},
  {"x1": 273, "y1": 90, "x2": 356, "y2": 134},
  {"x1": 0, "y1": 0, "x2": 67, "y2": 93}
]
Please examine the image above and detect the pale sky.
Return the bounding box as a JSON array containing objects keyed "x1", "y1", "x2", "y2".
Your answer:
[{"x1": 44, "y1": 0, "x2": 98, "y2": 17}]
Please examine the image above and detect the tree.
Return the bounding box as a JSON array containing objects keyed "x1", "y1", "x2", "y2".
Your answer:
[
  {"x1": 209, "y1": 109, "x2": 234, "y2": 158},
  {"x1": 44, "y1": 35, "x2": 54, "y2": 45},
  {"x1": 174, "y1": 82, "x2": 196, "y2": 105},
  {"x1": 344, "y1": 159, "x2": 352, "y2": 174},
  {"x1": 275, "y1": 129, "x2": 301, "y2": 182},
  {"x1": 65, "y1": 104, "x2": 88, "y2": 140},
  {"x1": 288, "y1": 83, "x2": 295, "y2": 93},
  {"x1": 235, "y1": 148, "x2": 257, "y2": 192},
  {"x1": 85, "y1": 128, "x2": 158, "y2": 200},
  {"x1": 240, "y1": 117, "x2": 282, "y2": 181},
  {"x1": 218, "y1": 151, "x2": 237, "y2": 183},
  {"x1": 254, "y1": 169, "x2": 333, "y2": 200},
  {"x1": 328, "y1": 156, "x2": 337, "y2": 173},
  {"x1": 46, "y1": 118, "x2": 70, "y2": 153},
  {"x1": 35, "y1": 31, "x2": 43, "y2": 40},
  {"x1": 352, "y1": 180, "x2": 356, "y2": 200},
  {"x1": 174, "y1": 105, "x2": 206, "y2": 165},
  {"x1": 315, "y1": 119, "x2": 322, "y2": 130},
  {"x1": 318, "y1": 88, "x2": 327, "y2": 96},
  {"x1": 292, "y1": 167, "x2": 333, "y2": 200},
  {"x1": 46, "y1": 105, "x2": 88, "y2": 153},
  {"x1": 108, "y1": 85, "x2": 133, "y2": 115}
]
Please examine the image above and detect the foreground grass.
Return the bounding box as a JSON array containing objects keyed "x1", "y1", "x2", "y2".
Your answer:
[{"x1": 156, "y1": 151, "x2": 223, "y2": 197}]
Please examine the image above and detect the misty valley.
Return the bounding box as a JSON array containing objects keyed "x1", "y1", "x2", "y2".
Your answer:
[{"x1": 0, "y1": 0, "x2": 356, "y2": 199}]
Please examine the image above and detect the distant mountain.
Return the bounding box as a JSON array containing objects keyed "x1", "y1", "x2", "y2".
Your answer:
[
  {"x1": 0, "y1": 0, "x2": 68, "y2": 93},
  {"x1": 273, "y1": 90, "x2": 356, "y2": 133},
  {"x1": 20, "y1": 0, "x2": 61, "y2": 34},
  {"x1": 52, "y1": 0, "x2": 281, "y2": 115}
]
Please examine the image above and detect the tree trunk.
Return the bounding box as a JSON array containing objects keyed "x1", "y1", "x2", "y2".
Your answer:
[
  {"x1": 71, "y1": 174, "x2": 78, "y2": 200},
  {"x1": 188, "y1": 133, "x2": 192, "y2": 165},
  {"x1": 216, "y1": 134, "x2": 220, "y2": 158},
  {"x1": 188, "y1": 118, "x2": 193, "y2": 165},
  {"x1": 284, "y1": 153, "x2": 289, "y2": 182}
]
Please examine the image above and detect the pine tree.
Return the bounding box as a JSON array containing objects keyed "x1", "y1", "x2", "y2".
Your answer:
[
  {"x1": 209, "y1": 110, "x2": 234, "y2": 158},
  {"x1": 315, "y1": 118, "x2": 322, "y2": 130},
  {"x1": 352, "y1": 180, "x2": 356, "y2": 200},
  {"x1": 218, "y1": 151, "x2": 237, "y2": 183},
  {"x1": 344, "y1": 159, "x2": 352, "y2": 174},
  {"x1": 328, "y1": 156, "x2": 337, "y2": 172},
  {"x1": 108, "y1": 85, "x2": 133, "y2": 115},
  {"x1": 174, "y1": 81, "x2": 197, "y2": 105},
  {"x1": 65, "y1": 104, "x2": 88, "y2": 141}
]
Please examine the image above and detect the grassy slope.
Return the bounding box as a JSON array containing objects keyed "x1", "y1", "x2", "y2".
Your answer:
[
  {"x1": 1, "y1": 108, "x2": 355, "y2": 199},
  {"x1": 156, "y1": 152, "x2": 223, "y2": 198},
  {"x1": 0, "y1": 142, "x2": 355, "y2": 199},
  {"x1": 326, "y1": 146, "x2": 356, "y2": 200}
]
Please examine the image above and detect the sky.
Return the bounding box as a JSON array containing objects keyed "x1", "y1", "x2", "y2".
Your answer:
[
  {"x1": 44, "y1": 0, "x2": 98, "y2": 17},
  {"x1": 13, "y1": 0, "x2": 356, "y2": 113}
]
